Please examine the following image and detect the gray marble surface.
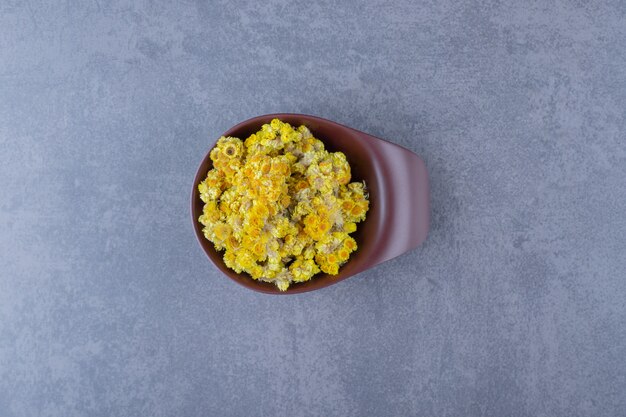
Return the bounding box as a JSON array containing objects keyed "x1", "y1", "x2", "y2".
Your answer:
[{"x1": 1, "y1": 1, "x2": 625, "y2": 416}]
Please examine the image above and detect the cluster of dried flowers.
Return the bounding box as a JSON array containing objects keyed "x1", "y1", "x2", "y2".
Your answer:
[{"x1": 198, "y1": 119, "x2": 368, "y2": 291}]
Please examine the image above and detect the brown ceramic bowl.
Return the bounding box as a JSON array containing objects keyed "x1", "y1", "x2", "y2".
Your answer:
[{"x1": 191, "y1": 114, "x2": 429, "y2": 294}]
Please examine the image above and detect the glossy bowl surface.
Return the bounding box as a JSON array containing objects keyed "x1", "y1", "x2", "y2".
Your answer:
[{"x1": 191, "y1": 114, "x2": 429, "y2": 294}]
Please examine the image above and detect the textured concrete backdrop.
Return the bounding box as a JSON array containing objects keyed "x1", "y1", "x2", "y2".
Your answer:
[{"x1": 1, "y1": 1, "x2": 625, "y2": 416}]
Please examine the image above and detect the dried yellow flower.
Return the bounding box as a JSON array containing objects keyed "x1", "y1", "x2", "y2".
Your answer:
[{"x1": 198, "y1": 119, "x2": 369, "y2": 290}]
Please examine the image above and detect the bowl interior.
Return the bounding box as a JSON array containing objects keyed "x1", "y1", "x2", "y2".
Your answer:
[{"x1": 191, "y1": 114, "x2": 382, "y2": 294}]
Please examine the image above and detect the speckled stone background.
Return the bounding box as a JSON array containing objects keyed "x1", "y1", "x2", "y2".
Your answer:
[{"x1": 1, "y1": 1, "x2": 625, "y2": 416}]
